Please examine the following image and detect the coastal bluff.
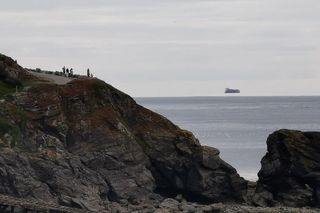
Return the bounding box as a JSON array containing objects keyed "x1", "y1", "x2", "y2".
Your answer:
[
  {"x1": 0, "y1": 54, "x2": 247, "y2": 211},
  {"x1": 1, "y1": 53, "x2": 320, "y2": 212}
]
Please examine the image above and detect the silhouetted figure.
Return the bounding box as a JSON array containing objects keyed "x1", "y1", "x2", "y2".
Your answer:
[
  {"x1": 70, "y1": 68, "x2": 73, "y2": 76},
  {"x1": 87, "y1": 68, "x2": 90, "y2": 78},
  {"x1": 62, "y1": 66, "x2": 66, "y2": 74}
]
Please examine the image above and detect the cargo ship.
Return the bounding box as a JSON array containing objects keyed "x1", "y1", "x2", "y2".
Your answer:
[{"x1": 225, "y1": 88, "x2": 240, "y2": 94}]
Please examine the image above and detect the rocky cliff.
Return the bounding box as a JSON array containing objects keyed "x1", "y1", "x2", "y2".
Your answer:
[
  {"x1": 254, "y1": 130, "x2": 320, "y2": 208},
  {"x1": 0, "y1": 54, "x2": 247, "y2": 211}
]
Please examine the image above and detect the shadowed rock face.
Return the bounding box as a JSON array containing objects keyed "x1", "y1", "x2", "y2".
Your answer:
[
  {"x1": 0, "y1": 54, "x2": 247, "y2": 211},
  {"x1": 254, "y1": 129, "x2": 320, "y2": 207},
  {"x1": 0, "y1": 54, "x2": 28, "y2": 86}
]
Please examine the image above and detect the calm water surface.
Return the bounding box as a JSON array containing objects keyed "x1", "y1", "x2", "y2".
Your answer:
[{"x1": 135, "y1": 96, "x2": 320, "y2": 180}]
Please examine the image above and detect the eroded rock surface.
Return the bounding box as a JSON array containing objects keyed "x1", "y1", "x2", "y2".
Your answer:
[{"x1": 254, "y1": 129, "x2": 320, "y2": 207}]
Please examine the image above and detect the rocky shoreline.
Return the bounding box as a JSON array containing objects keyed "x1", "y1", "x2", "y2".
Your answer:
[
  {"x1": 0, "y1": 193, "x2": 319, "y2": 213},
  {"x1": 1, "y1": 53, "x2": 320, "y2": 212}
]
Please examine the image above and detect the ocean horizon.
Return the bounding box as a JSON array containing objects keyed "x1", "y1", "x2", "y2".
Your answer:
[
  {"x1": 136, "y1": 96, "x2": 320, "y2": 181},
  {"x1": 135, "y1": 94, "x2": 320, "y2": 98}
]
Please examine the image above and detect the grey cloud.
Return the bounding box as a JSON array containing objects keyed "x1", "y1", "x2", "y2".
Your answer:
[{"x1": 0, "y1": 0, "x2": 319, "y2": 96}]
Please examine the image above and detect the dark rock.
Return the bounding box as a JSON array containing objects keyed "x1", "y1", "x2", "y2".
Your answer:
[
  {"x1": 255, "y1": 129, "x2": 320, "y2": 207},
  {"x1": 0, "y1": 54, "x2": 25, "y2": 88}
]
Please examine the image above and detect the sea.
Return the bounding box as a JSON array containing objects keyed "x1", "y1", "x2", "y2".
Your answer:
[{"x1": 135, "y1": 96, "x2": 320, "y2": 181}]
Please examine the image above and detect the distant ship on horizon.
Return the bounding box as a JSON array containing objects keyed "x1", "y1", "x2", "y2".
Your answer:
[{"x1": 225, "y1": 88, "x2": 240, "y2": 94}]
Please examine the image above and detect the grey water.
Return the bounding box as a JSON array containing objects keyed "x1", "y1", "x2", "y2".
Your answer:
[{"x1": 135, "y1": 96, "x2": 320, "y2": 181}]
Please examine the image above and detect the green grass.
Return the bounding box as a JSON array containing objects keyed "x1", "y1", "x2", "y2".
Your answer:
[
  {"x1": 0, "y1": 53, "x2": 6, "y2": 61},
  {"x1": 0, "y1": 119, "x2": 22, "y2": 148},
  {"x1": 92, "y1": 79, "x2": 128, "y2": 99},
  {"x1": 0, "y1": 81, "x2": 15, "y2": 98},
  {"x1": 9, "y1": 126, "x2": 22, "y2": 148},
  {"x1": 92, "y1": 80, "x2": 109, "y2": 97}
]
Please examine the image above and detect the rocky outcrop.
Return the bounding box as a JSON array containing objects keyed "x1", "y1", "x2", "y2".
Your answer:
[
  {"x1": 0, "y1": 53, "x2": 247, "y2": 211},
  {"x1": 0, "y1": 54, "x2": 27, "y2": 87},
  {"x1": 254, "y1": 130, "x2": 320, "y2": 207},
  {"x1": 159, "y1": 197, "x2": 320, "y2": 213}
]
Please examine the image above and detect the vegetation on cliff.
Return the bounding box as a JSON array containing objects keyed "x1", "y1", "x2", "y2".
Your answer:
[{"x1": 0, "y1": 81, "x2": 15, "y2": 98}]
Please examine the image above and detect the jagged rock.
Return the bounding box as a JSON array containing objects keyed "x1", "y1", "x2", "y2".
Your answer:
[
  {"x1": 179, "y1": 203, "x2": 196, "y2": 212},
  {"x1": 254, "y1": 129, "x2": 320, "y2": 207},
  {"x1": 160, "y1": 198, "x2": 180, "y2": 210},
  {"x1": 207, "y1": 203, "x2": 225, "y2": 213}
]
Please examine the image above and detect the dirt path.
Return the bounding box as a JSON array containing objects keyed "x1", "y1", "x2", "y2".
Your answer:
[{"x1": 28, "y1": 71, "x2": 74, "y2": 85}]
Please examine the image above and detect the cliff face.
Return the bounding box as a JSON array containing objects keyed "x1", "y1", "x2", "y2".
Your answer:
[
  {"x1": 254, "y1": 130, "x2": 320, "y2": 207},
  {"x1": 0, "y1": 54, "x2": 247, "y2": 211}
]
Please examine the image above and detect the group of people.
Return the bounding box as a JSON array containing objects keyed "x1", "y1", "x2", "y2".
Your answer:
[
  {"x1": 62, "y1": 66, "x2": 74, "y2": 77},
  {"x1": 62, "y1": 67, "x2": 94, "y2": 78}
]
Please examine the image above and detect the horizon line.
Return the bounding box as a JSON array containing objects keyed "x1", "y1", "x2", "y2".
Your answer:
[{"x1": 134, "y1": 94, "x2": 320, "y2": 98}]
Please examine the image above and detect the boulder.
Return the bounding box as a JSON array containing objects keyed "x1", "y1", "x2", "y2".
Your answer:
[{"x1": 255, "y1": 129, "x2": 320, "y2": 207}]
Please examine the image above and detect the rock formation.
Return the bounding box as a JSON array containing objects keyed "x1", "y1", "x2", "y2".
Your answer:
[
  {"x1": 0, "y1": 53, "x2": 247, "y2": 211},
  {"x1": 254, "y1": 129, "x2": 320, "y2": 207}
]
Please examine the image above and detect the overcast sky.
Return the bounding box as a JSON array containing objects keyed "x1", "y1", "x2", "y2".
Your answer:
[{"x1": 1, "y1": 0, "x2": 319, "y2": 96}]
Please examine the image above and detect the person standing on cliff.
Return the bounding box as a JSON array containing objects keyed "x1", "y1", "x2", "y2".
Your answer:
[
  {"x1": 87, "y1": 68, "x2": 90, "y2": 78},
  {"x1": 66, "y1": 68, "x2": 69, "y2": 77}
]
